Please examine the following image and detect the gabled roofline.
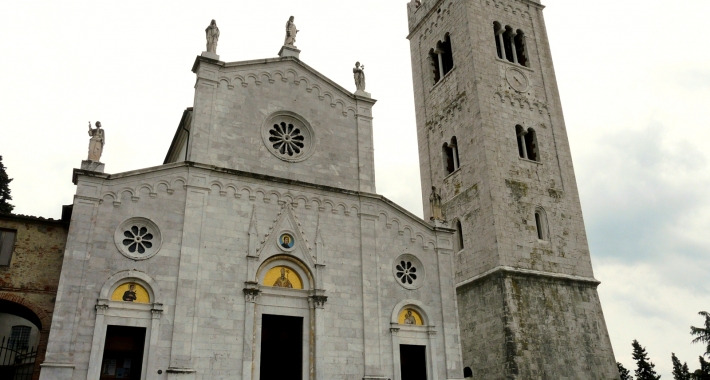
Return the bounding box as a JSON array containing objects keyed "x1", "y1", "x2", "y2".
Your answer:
[
  {"x1": 163, "y1": 107, "x2": 193, "y2": 164},
  {"x1": 191, "y1": 55, "x2": 377, "y2": 104}
]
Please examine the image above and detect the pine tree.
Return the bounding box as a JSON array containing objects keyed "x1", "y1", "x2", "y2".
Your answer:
[
  {"x1": 633, "y1": 340, "x2": 661, "y2": 380},
  {"x1": 693, "y1": 356, "x2": 710, "y2": 380},
  {"x1": 691, "y1": 312, "x2": 710, "y2": 357},
  {"x1": 672, "y1": 353, "x2": 691, "y2": 380},
  {"x1": 0, "y1": 156, "x2": 14, "y2": 214},
  {"x1": 618, "y1": 362, "x2": 634, "y2": 380}
]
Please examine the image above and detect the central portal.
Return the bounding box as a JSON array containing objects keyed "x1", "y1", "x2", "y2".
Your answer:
[{"x1": 259, "y1": 314, "x2": 303, "y2": 380}]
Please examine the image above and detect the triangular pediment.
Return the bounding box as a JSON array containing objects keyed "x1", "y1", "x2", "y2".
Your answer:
[{"x1": 257, "y1": 204, "x2": 316, "y2": 270}]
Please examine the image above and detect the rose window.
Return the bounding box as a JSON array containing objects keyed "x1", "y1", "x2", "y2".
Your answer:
[
  {"x1": 122, "y1": 226, "x2": 154, "y2": 254},
  {"x1": 269, "y1": 122, "x2": 305, "y2": 157},
  {"x1": 393, "y1": 254, "x2": 424, "y2": 289},
  {"x1": 395, "y1": 260, "x2": 418, "y2": 285},
  {"x1": 114, "y1": 217, "x2": 162, "y2": 260}
]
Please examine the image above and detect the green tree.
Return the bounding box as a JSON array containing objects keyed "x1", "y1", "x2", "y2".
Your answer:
[
  {"x1": 672, "y1": 353, "x2": 691, "y2": 380},
  {"x1": 633, "y1": 340, "x2": 661, "y2": 380},
  {"x1": 0, "y1": 156, "x2": 14, "y2": 214},
  {"x1": 618, "y1": 362, "x2": 634, "y2": 380},
  {"x1": 692, "y1": 356, "x2": 710, "y2": 380},
  {"x1": 691, "y1": 312, "x2": 710, "y2": 357}
]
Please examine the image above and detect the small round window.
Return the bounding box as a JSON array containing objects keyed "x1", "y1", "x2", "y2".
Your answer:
[
  {"x1": 114, "y1": 217, "x2": 162, "y2": 260},
  {"x1": 262, "y1": 112, "x2": 315, "y2": 162},
  {"x1": 392, "y1": 254, "x2": 425, "y2": 290}
]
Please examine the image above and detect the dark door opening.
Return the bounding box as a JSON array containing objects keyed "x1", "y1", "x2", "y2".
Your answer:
[
  {"x1": 400, "y1": 344, "x2": 427, "y2": 380},
  {"x1": 259, "y1": 314, "x2": 303, "y2": 380},
  {"x1": 100, "y1": 325, "x2": 146, "y2": 380}
]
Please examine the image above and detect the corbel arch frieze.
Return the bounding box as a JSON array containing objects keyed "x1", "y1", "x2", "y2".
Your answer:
[
  {"x1": 222, "y1": 68, "x2": 356, "y2": 118},
  {"x1": 375, "y1": 208, "x2": 438, "y2": 250}
]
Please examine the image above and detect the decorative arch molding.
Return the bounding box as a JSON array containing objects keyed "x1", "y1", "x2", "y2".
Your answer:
[
  {"x1": 0, "y1": 292, "x2": 50, "y2": 331},
  {"x1": 485, "y1": 0, "x2": 533, "y2": 19},
  {"x1": 376, "y1": 208, "x2": 437, "y2": 250},
  {"x1": 494, "y1": 91, "x2": 550, "y2": 115},
  {"x1": 390, "y1": 299, "x2": 435, "y2": 327},
  {"x1": 255, "y1": 255, "x2": 315, "y2": 291},
  {"x1": 99, "y1": 269, "x2": 162, "y2": 303},
  {"x1": 213, "y1": 68, "x2": 358, "y2": 117}
]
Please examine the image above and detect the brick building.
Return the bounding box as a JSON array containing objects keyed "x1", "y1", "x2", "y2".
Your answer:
[{"x1": 0, "y1": 209, "x2": 70, "y2": 380}]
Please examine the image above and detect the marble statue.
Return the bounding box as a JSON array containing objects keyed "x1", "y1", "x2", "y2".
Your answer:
[
  {"x1": 87, "y1": 121, "x2": 105, "y2": 162},
  {"x1": 429, "y1": 186, "x2": 444, "y2": 221},
  {"x1": 353, "y1": 62, "x2": 366, "y2": 92},
  {"x1": 205, "y1": 19, "x2": 220, "y2": 54},
  {"x1": 284, "y1": 16, "x2": 299, "y2": 47}
]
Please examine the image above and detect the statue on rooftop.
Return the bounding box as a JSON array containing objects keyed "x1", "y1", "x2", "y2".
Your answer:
[
  {"x1": 205, "y1": 19, "x2": 220, "y2": 54},
  {"x1": 353, "y1": 62, "x2": 366, "y2": 92},
  {"x1": 87, "y1": 121, "x2": 105, "y2": 162},
  {"x1": 429, "y1": 186, "x2": 444, "y2": 221},
  {"x1": 284, "y1": 16, "x2": 299, "y2": 47}
]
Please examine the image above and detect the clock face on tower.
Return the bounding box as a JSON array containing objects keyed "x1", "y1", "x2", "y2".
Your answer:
[{"x1": 505, "y1": 67, "x2": 529, "y2": 93}]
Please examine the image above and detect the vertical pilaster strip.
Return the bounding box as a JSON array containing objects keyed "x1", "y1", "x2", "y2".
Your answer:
[
  {"x1": 168, "y1": 170, "x2": 209, "y2": 375},
  {"x1": 40, "y1": 177, "x2": 102, "y2": 380},
  {"x1": 435, "y1": 229, "x2": 463, "y2": 378},
  {"x1": 359, "y1": 201, "x2": 382, "y2": 378},
  {"x1": 354, "y1": 101, "x2": 376, "y2": 193},
  {"x1": 428, "y1": 329, "x2": 440, "y2": 380},
  {"x1": 390, "y1": 328, "x2": 401, "y2": 380}
]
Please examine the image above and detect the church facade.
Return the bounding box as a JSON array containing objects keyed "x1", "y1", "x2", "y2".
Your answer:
[{"x1": 38, "y1": 1, "x2": 619, "y2": 380}]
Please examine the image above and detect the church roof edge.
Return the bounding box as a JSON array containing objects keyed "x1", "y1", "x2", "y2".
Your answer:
[
  {"x1": 72, "y1": 161, "x2": 441, "y2": 233},
  {"x1": 191, "y1": 55, "x2": 377, "y2": 104}
]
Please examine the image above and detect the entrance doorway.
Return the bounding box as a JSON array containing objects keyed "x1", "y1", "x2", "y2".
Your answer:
[
  {"x1": 99, "y1": 325, "x2": 146, "y2": 380},
  {"x1": 400, "y1": 344, "x2": 427, "y2": 380},
  {"x1": 259, "y1": 314, "x2": 303, "y2": 380}
]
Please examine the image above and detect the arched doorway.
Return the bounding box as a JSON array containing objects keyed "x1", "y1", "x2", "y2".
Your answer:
[{"x1": 0, "y1": 294, "x2": 51, "y2": 380}]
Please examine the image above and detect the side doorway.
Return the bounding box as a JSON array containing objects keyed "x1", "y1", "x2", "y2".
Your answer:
[{"x1": 400, "y1": 344, "x2": 427, "y2": 380}]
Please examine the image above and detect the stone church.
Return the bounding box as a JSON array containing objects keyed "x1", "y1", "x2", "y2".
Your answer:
[{"x1": 38, "y1": 1, "x2": 619, "y2": 379}]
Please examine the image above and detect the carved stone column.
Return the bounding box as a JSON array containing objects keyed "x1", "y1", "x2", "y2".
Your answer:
[
  {"x1": 147, "y1": 304, "x2": 164, "y2": 378},
  {"x1": 310, "y1": 294, "x2": 327, "y2": 380},
  {"x1": 86, "y1": 300, "x2": 109, "y2": 380},
  {"x1": 390, "y1": 327, "x2": 401, "y2": 380},
  {"x1": 242, "y1": 285, "x2": 260, "y2": 380}
]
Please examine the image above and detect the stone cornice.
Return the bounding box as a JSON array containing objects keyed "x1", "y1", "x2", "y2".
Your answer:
[
  {"x1": 191, "y1": 55, "x2": 377, "y2": 105},
  {"x1": 456, "y1": 265, "x2": 600, "y2": 289},
  {"x1": 73, "y1": 161, "x2": 442, "y2": 233}
]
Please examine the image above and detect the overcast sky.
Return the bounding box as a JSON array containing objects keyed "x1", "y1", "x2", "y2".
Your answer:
[{"x1": 1, "y1": 0, "x2": 708, "y2": 377}]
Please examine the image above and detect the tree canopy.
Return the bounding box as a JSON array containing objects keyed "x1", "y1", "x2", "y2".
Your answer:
[
  {"x1": 633, "y1": 340, "x2": 661, "y2": 380},
  {"x1": 691, "y1": 312, "x2": 710, "y2": 358},
  {"x1": 0, "y1": 156, "x2": 14, "y2": 214}
]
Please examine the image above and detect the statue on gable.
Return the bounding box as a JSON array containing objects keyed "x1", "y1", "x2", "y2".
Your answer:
[
  {"x1": 353, "y1": 62, "x2": 366, "y2": 92},
  {"x1": 284, "y1": 16, "x2": 299, "y2": 47},
  {"x1": 429, "y1": 186, "x2": 444, "y2": 221},
  {"x1": 87, "y1": 121, "x2": 105, "y2": 162},
  {"x1": 205, "y1": 19, "x2": 220, "y2": 54}
]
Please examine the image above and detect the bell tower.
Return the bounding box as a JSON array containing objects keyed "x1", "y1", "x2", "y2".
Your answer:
[{"x1": 406, "y1": 0, "x2": 619, "y2": 378}]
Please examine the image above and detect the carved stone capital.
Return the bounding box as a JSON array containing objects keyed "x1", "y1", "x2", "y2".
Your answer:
[
  {"x1": 243, "y1": 288, "x2": 261, "y2": 303},
  {"x1": 309, "y1": 295, "x2": 328, "y2": 309},
  {"x1": 390, "y1": 327, "x2": 400, "y2": 333}
]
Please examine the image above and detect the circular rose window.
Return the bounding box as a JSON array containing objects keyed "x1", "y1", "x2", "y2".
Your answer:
[
  {"x1": 114, "y1": 217, "x2": 162, "y2": 260},
  {"x1": 392, "y1": 254, "x2": 425, "y2": 290},
  {"x1": 262, "y1": 111, "x2": 315, "y2": 162}
]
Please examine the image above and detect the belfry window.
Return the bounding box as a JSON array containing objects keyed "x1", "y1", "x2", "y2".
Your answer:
[
  {"x1": 494, "y1": 22, "x2": 503, "y2": 59},
  {"x1": 514, "y1": 30, "x2": 528, "y2": 67},
  {"x1": 430, "y1": 34, "x2": 455, "y2": 85},
  {"x1": 443, "y1": 136, "x2": 460, "y2": 175},
  {"x1": 455, "y1": 220, "x2": 464, "y2": 251},
  {"x1": 493, "y1": 22, "x2": 529, "y2": 67},
  {"x1": 516, "y1": 126, "x2": 539, "y2": 162},
  {"x1": 534, "y1": 207, "x2": 549, "y2": 241}
]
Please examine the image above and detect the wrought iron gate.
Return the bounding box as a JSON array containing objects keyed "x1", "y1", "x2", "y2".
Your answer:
[{"x1": 0, "y1": 336, "x2": 37, "y2": 380}]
